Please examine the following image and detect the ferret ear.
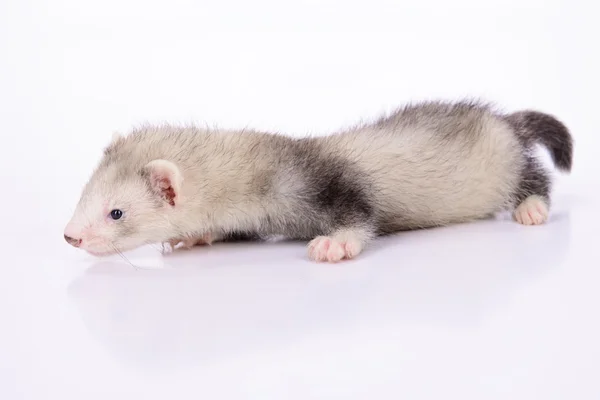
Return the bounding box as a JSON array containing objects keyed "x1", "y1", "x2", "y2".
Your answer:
[
  {"x1": 111, "y1": 131, "x2": 123, "y2": 142},
  {"x1": 143, "y1": 160, "x2": 183, "y2": 206},
  {"x1": 104, "y1": 132, "x2": 125, "y2": 155}
]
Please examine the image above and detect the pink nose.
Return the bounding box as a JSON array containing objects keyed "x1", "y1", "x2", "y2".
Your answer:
[{"x1": 64, "y1": 234, "x2": 82, "y2": 247}]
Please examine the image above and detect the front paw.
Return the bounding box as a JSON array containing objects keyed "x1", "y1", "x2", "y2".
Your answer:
[
  {"x1": 161, "y1": 240, "x2": 177, "y2": 254},
  {"x1": 161, "y1": 233, "x2": 221, "y2": 254},
  {"x1": 161, "y1": 237, "x2": 195, "y2": 253}
]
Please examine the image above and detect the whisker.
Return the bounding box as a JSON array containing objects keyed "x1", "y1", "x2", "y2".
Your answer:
[
  {"x1": 145, "y1": 241, "x2": 166, "y2": 255},
  {"x1": 110, "y1": 243, "x2": 138, "y2": 270}
]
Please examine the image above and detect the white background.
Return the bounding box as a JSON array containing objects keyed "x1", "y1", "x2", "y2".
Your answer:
[{"x1": 1, "y1": 0, "x2": 599, "y2": 399}]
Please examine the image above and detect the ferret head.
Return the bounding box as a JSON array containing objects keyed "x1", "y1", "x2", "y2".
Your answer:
[{"x1": 64, "y1": 135, "x2": 184, "y2": 256}]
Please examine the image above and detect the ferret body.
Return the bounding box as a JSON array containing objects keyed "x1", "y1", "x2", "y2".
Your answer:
[{"x1": 64, "y1": 101, "x2": 573, "y2": 262}]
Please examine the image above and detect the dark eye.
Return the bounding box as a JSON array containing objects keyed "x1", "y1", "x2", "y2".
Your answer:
[{"x1": 110, "y1": 209, "x2": 123, "y2": 220}]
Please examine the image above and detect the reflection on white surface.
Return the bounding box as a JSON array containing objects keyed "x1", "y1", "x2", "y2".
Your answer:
[
  {"x1": 5, "y1": 196, "x2": 600, "y2": 399},
  {"x1": 67, "y1": 213, "x2": 571, "y2": 369}
]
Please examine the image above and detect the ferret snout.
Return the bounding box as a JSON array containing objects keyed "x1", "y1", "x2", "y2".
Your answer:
[
  {"x1": 64, "y1": 222, "x2": 83, "y2": 248},
  {"x1": 64, "y1": 234, "x2": 82, "y2": 247}
]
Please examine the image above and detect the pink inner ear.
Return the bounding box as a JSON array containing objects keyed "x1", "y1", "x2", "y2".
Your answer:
[
  {"x1": 155, "y1": 177, "x2": 176, "y2": 206},
  {"x1": 163, "y1": 185, "x2": 176, "y2": 206}
]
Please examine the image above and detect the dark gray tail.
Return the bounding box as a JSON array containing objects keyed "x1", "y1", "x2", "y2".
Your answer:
[{"x1": 506, "y1": 110, "x2": 573, "y2": 172}]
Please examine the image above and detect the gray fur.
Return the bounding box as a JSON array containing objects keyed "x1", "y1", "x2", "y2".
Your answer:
[{"x1": 505, "y1": 110, "x2": 573, "y2": 171}]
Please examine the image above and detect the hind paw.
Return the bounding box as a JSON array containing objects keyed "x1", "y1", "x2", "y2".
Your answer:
[
  {"x1": 513, "y1": 195, "x2": 549, "y2": 225},
  {"x1": 307, "y1": 233, "x2": 365, "y2": 263}
]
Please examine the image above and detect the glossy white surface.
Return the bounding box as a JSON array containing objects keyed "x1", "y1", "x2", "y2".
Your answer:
[{"x1": 2, "y1": 1, "x2": 599, "y2": 399}]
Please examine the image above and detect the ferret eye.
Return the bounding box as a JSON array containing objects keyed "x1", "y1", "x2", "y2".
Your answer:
[{"x1": 110, "y1": 209, "x2": 123, "y2": 220}]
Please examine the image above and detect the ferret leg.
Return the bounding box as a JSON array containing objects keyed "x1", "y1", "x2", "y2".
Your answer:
[
  {"x1": 178, "y1": 232, "x2": 226, "y2": 248},
  {"x1": 307, "y1": 226, "x2": 375, "y2": 263},
  {"x1": 161, "y1": 232, "x2": 223, "y2": 253},
  {"x1": 192, "y1": 232, "x2": 223, "y2": 246},
  {"x1": 512, "y1": 157, "x2": 551, "y2": 226}
]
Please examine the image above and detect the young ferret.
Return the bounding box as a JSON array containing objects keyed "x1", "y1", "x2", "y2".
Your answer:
[{"x1": 64, "y1": 101, "x2": 573, "y2": 262}]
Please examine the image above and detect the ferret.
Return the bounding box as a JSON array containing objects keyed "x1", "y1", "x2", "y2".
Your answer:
[{"x1": 64, "y1": 100, "x2": 573, "y2": 262}]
